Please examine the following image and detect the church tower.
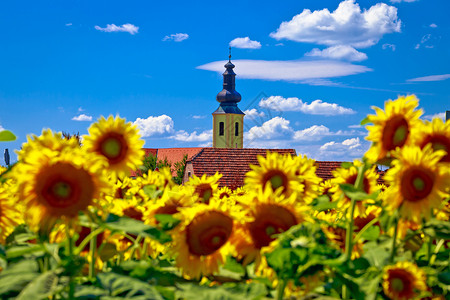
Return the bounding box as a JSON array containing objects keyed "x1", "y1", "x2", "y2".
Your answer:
[{"x1": 212, "y1": 53, "x2": 244, "y2": 148}]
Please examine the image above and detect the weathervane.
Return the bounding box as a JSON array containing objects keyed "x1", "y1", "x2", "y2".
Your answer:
[{"x1": 228, "y1": 46, "x2": 232, "y2": 62}]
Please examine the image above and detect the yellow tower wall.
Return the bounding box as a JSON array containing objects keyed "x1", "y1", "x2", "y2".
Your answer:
[{"x1": 213, "y1": 113, "x2": 244, "y2": 148}]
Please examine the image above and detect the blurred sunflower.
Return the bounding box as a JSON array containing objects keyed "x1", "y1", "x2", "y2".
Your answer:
[
  {"x1": 330, "y1": 160, "x2": 379, "y2": 217},
  {"x1": 245, "y1": 152, "x2": 302, "y2": 198},
  {"x1": 231, "y1": 189, "x2": 309, "y2": 267},
  {"x1": 171, "y1": 198, "x2": 242, "y2": 279},
  {"x1": 218, "y1": 186, "x2": 233, "y2": 200},
  {"x1": 13, "y1": 147, "x2": 110, "y2": 230},
  {"x1": 317, "y1": 211, "x2": 363, "y2": 259},
  {"x1": 108, "y1": 197, "x2": 154, "y2": 259},
  {"x1": 83, "y1": 116, "x2": 145, "y2": 178},
  {"x1": 233, "y1": 186, "x2": 247, "y2": 197},
  {"x1": 17, "y1": 129, "x2": 79, "y2": 162},
  {"x1": 0, "y1": 184, "x2": 22, "y2": 244},
  {"x1": 144, "y1": 186, "x2": 194, "y2": 226},
  {"x1": 290, "y1": 154, "x2": 323, "y2": 203},
  {"x1": 383, "y1": 145, "x2": 450, "y2": 223},
  {"x1": 185, "y1": 173, "x2": 222, "y2": 204},
  {"x1": 416, "y1": 118, "x2": 450, "y2": 163},
  {"x1": 365, "y1": 95, "x2": 422, "y2": 164},
  {"x1": 134, "y1": 167, "x2": 175, "y2": 201},
  {"x1": 382, "y1": 261, "x2": 426, "y2": 300}
]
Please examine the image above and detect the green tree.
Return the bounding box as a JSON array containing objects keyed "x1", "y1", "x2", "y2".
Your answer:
[{"x1": 172, "y1": 154, "x2": 188, "y2": 185}]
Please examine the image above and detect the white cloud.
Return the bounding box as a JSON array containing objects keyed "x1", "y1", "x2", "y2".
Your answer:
[
  {"x1": 407, "y1": 74, "x2": 450, "y2": 82},
  {"x1": 78, "y1": 107, "x2": 85, "y2": 112},
  {"x1": 293, "y1": 125, "x2": 331, "y2": 141},
  {"x1": 270, "y1": 0, "x2": 401, "y2": 48},
  {"x1": 317, "y1": 137, "x2": 369, "y2": 160},
  {"x1": 429, "y1": 23, "x2": 437, "y2": 28},
  {"x1": 246, "y1": 117, "x2": 293, "y2": 141},
  {"x1": 170, "y1": 129, "x2": 212, "y2": 142},
  {"x1": 348, "y1": 124, "x2": 362, "y2": 128},
  {"x1": 293, "y1": 124, "x2": 365, "y2": 141},
  {"x1": 259, "y1": 96, "x2": 355, "y2": 115},
  {"x1": 192, "y1": 115, "x2": 206, "y2": 119},
  {"x1": 162, "y1": 33, "x2": 189, "y2": 42},
  {"x1": 305, "y1": 45, "x2": 367, "y2": 62},
  {"x1": 0, "y1": 124, "x2": 4, "y2": 131},
  {"x1": 72, "y1": 114, "x2": 93, "y2": 121},
  {"x1": 229, "y1": 37, "x2": 262, "y2": 49},
  {"x1": 423, "y1": 112, "x2": 445, "y2": 121},
  {"x1": 275, "y1": 43, "x2": 284, "y2": 46},
  {"x1": 95, "y1": 23, "x2": 139, "y2": 35},
  {"x1": 244, "y1": 109, "x2": 265, "y2": 119},
  {"x1": 197, "y1": 59, "x2": 371, "y2": 82},
  {"x1": 415, "y1": 34, "x2": 433, "y2": 50},
  {"x1": 133, "y1": 115, "x2": 174, "y2": 137},
  {"x1": 65, "y1": 23, "x2": 72, "y2": 27},
  {"x1": 382, "y1": 43, "x2": 396, "y2": 51}
]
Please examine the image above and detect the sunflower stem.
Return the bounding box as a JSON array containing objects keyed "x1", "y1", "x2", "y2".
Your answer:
[
  {"x1": 65, "y1": 224, "x2": 75, "y2": 300},
  {"x1": 430, "y1": 239, "x2": 445, "y2": 266},
  {"x1": 389, "y1": 217, "x2": 399, "y2": 263},
  {"x1": 89, "y1": 232, "x2": 97, "y2": 279},
  {"x1": 276, "y1": 279, "x2": 287, "y2": 300},
  {"x1": 353, "y1": 216, "x2": 379, "y2": 244},
  {"x1": 343, "y1": 164, "x2": 366, "y2": 300},
  {"x1": 75, "y1": 227, "x2": 104, "y2": 255}
]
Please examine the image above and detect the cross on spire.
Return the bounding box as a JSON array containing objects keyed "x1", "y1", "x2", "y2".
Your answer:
[{"x1": 228, "y1": 46, "x2": 231, "y2": 62}]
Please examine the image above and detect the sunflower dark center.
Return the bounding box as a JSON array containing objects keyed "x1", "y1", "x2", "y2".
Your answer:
[
  {"x1": 421, "y1": 135, "x2": 450, "y2": 163},
  {"x1": 194, "y1": 184, "x2": 213, "y2": 204},
  {"x1": 382, "y1": 116, "x2": 409, "y2": 151},
  {"x1": 98, "y1": 132, "x2": 128, "y2": 164},
  {"x1": 249, "y1": 204, "x2": 297, "y2": 249},
  {"x1": 346, "y1": 174, "x2": 370, "y2": 194},
  {"x1": 401, "y1": 167, "x2": 434, "y2": 202},
  {"x1": 52, "y1": 181, "x2": 72, "y2": 199},
  {"x1": 155, "y1": 204, "x2": 179, "y2": 215},
  {"x1": 186, "y1": 211, "x2": 233, "y2": 256},
  {"x1": 123, "y1": 207, "x2": 143, "y2": 221},
  {"x1": 391, "y1": 278, "x2": 404, "y2": 292},
  {"x1": 262, "y1": 170, "x2": 288, "y2": 192},
  {"x1": 389, "y1": 269, "x2": 414, "y2": 298}
]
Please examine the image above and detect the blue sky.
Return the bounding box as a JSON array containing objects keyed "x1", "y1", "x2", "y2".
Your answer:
[{"x1": 0, "y1": 0, "x2": 449, "y2": 163}]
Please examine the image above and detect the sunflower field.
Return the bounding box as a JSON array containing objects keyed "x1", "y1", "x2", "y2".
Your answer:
[{"x1": 0, "y1": 95, "x2": 449, "y2": 300}]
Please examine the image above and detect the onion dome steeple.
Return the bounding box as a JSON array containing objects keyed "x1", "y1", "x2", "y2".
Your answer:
[{"x1": 216, "y1": 49, "x2": 242, "y2": 104}]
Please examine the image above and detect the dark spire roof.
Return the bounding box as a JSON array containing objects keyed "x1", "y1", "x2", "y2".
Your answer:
[{"x1": 216, "y1": 49, "x2": 242, "y2": 105}]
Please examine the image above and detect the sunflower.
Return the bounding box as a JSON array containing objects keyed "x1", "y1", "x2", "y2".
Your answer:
[
  {"x1": 231, "y1": 189, "x2": 309, "y2": 267},
  {"x1": 0, "y1": 184, "x2": 22, "y2": 244},
  {"x1": 134, "y1": 167, "x2": 175, "y2": 202},
  {"x1": 317, "y1": 211, "x2": 363, "y2": 259},
  {"x1": 382, "y1": 261, "x2": 427, "y2": 300},
  {"x1": 13, "y1": 146, "x2": 110, "y2": 230},
  {"x1": 290, "y1": 155, "x2": 323, "y2": 203},
  {"x1": 218, "y1": 186, "x2": 233, "y2": 200},
  {"x1": 171, "y1": 198, "x2": 242, "y2": 279},
  {"x1": 184, "y1": 173, "x2": 222, "y2": 204},
  {"x1": 383, "y1": 144, "x2": 450, "y2": 223},
  {"x1": 245, "y1": 152, "x2": 303, "y2": 198},
  {"x1": 107, "y1": 197, "x2": 155, "y2": 259},
  {"x1": 144, "y1": 186, "x2": 194, "y2": 227},
  {"x1": 365, "y1": 95, "x2": 422, "y2": 164},
  {"x1": 416, "y1": 117, "x2": 450, "y2": 163},
  {"x1": 83, "y1": 116, "x2": 145, "y2": 178},
  {"x1": 329, "y1": 160, "x2": 379, "y2": 217},
  {"x1": 17, "y1": 129, "x2": 80, "y2": 162}
]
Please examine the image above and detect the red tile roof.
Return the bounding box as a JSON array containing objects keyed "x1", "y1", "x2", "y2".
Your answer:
[
  {"x1": 130, "y1": 148, "x2": 202, "y2": 177},
  {"x1": 189, "y1": 148, "x2": 297, "y2": 189},
  {"x1": 315, "y1": 161, "x2": 344, "y2": 180}
]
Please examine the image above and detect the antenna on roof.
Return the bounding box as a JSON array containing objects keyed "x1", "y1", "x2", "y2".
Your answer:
[{"x1": 228, "y1": 46, "x2": 232, "y2": 62}]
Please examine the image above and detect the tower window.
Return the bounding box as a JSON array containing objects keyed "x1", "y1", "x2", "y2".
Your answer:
[
  {"x1": 235, "y1": 122, "x2": 239, "y2": 136},
  {"x1": 219, "y1": 122, "x2": 224, "y2": 136}
]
